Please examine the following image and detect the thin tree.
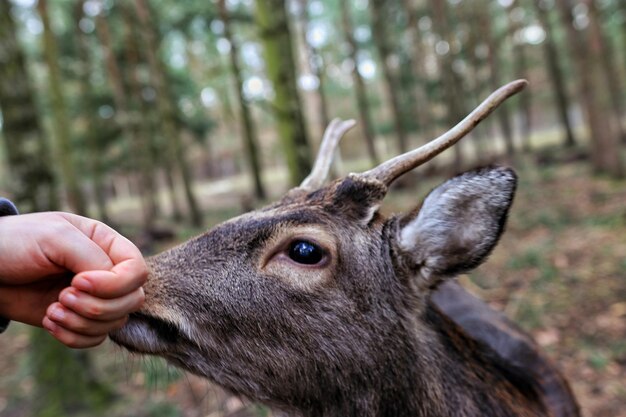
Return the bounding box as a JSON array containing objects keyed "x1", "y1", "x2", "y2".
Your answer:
[
  {"x1": 297, "y1": 0, "x2": 331, "y2": 137},
  {"x1": 120, "y1": 3, "x2": 166, "y2": 226},
  {"x1": 532, "y1": 0, "x2": 577, "y2": 148},
  {"x1": 506, "y1": 1, "x2": 532, "y2": 151},
  {"x1": 460, "y1": 1, "x2": 493, "y2": 164},
  {"x1": 339, "y1": 0, "x2": 379, "y2": 165},
  {"x1": 37, "y1": 0, "x2": 88, "y2": 215},
  {"x1": 369, "y1": 0, "x2": 409, "y2": 154},
  {"x1": 478, "y1": 4, "x2": 515, "y2": 157},
  {"x1": 401, "y1": 0, "x2": 434, "y2": 139},
  {"x1": 254, "y1": 0, "x2": 312, "y2": 186},
  {"x1": 556, "y1": 0, "x2": 623, "y2": 177},
  {"x1": 585, "y1": 0, "x2": 624, "y2": 140},
  {"x1": 428, "y1": 0, "x2": 465, "y2": 170},
  {"x1": 133, "y1": 0, "x2": 203, "y2": 226},
  {"x1": 74, "y1": 1, "x2": 109, "y2": 222},
  {"x1": 0, "y1": 0, "x2": 57, "y2": 212},
  {"x1": 218, "y1": 0, "x2": 266, "y2": 200},
  {"x1": 94, "y1": 3, "x2": 160, "y2": 225}
]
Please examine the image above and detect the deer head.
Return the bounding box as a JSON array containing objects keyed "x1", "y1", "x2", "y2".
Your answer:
[{"x1": 112, "y1": 81, "x2": 531, "y2": 416}]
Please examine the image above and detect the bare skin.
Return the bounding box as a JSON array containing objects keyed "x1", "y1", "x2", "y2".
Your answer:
[{"x1": 0, "y1": 212, "x2": 147, "y2": 348}]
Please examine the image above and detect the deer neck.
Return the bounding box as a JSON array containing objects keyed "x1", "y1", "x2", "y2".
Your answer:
[
  {"x1": 301, "y1": 302, "x2": 547, "y2": 417},
  {"x1": 406, "y1": 302, "x2": 548, "y2": 417}
]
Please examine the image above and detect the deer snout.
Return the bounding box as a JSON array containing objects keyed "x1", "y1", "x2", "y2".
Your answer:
[{"x1": 109, "y1": 259, "x2": 192, "y2": 354}]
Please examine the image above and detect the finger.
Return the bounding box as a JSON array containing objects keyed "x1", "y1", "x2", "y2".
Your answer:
[
  {"x1": 72, "y1": 269, "x2": 147, "y2": 299},
  {"x1": 59, "y1": 287, "x2": 145, "y2": 322},
  {"x1": 46, "y1": 302, "x2": 128, "y2": 337},
  {"x1": 42, "y1": 316, "x2": 107, "y2": 349},
  {"x1": 58, "y1": 213, "x2": 144, "y2": 267},
  {"x1": 40, "y1": 214, "x2": 114, "y2": 273}
]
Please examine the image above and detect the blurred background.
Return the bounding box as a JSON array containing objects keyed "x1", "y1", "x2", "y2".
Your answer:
[{"x1": 0, "y1": 0, "x2": 625, "y2": 416}]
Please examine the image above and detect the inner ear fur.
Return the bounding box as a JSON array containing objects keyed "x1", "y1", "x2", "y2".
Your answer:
[
  {"x1": 395, "y1": 166, "x2": 517, "y2": 289},
  {"x1": 325, "y1": 174, "x2": 388, "y2": 224}
]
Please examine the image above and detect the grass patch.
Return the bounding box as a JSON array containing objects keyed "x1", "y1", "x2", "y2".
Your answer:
[{"x1": 515, "y1": 302, "x2": 544, "y2": 330}]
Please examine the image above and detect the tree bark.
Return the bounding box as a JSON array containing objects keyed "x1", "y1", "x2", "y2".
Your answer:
[
  {"x1": 218, "y1": 0, "x2": 266, "y2": 200},
  {"x1": 556, "y1": 0, "x2": 623, "y2": 177},
  {"x1": 0, "y1": 0, "x2": 57, "y2": 212},
  {"x1": 37, "y1": 0, "x2": 87, "y2": 215},
  {"x1": 254, "y1": 0, "x2": 312, "y2": 186},
  {"x1": 339, "y1": 0, "x2": 379, "y2": 165},
  {"x1": 369, "y1": 0, "x2": 408, "y2": 154},
  {"x1": 532, "y1": 0, "x2": 577, "y2": 148},
  {"x1": 133, "y1": 0, "x2": 203, "y2": 225}
]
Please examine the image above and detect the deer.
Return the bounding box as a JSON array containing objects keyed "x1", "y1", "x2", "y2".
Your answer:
[{"x1": 111, "y1": 80, "x2": 580, "y2": 417}]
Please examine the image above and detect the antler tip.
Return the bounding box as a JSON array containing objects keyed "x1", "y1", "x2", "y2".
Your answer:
[{"x1": 507, "y1": 79, "x2": 528, "y2": 92}]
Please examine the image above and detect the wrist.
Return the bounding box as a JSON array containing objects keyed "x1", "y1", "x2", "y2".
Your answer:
[{"x1": 0, "y1": 198, "x2": 18, "y2": 333}]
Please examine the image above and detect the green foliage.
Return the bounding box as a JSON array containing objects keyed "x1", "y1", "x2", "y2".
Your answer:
[
  {"x1": 30, "y1": 329, "x2": 115, "y2": 417},
  {"x1": 144, "y1": 401, "x2": 181, "y2": 417},
  {"x1": 141, "y1": 358, "x2": 182, "y2": 391}
]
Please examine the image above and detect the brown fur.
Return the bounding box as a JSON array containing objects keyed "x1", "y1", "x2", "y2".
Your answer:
[{"x1": 111, "y1": 167, "x2": 579, "y2": 417}]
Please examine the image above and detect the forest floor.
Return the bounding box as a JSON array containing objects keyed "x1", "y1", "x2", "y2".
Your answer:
[{"x1": 0, "y1": 156, "x2": 624, "y2": 417}]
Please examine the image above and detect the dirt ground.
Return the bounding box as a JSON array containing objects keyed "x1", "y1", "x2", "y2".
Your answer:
[{"x1": 0, "y1": 158, "x2": 624, "y2": 417}]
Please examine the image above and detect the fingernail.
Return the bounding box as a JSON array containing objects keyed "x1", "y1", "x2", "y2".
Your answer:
[
  {"x1": 49, "y1": 306, "x2": 65, "y2": 322},
  {"x1": 73, "y1": 276, "x2": 93, "y2": 293},
  {"x1": 61, "y1": 292, "x2": 78, "y2": 308},
  {"x1": 42, "y1": 318, "x2": 57, "y2": 334}
]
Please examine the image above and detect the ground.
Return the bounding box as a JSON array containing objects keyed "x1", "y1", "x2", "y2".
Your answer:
[{"x1": 0, "y1": 157, "x2": 624, "y2": 417}]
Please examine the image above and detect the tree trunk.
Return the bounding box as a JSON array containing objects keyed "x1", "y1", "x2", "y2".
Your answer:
[
  {"x1": 0, "y1": 0, "x2": 57, "y2": 212},
  {"x1": 506, "y1": 1, "x2": 532, "y2": 151},
  {"x1": 254, "y1": 0, "x2": 312, "y2": 186},
  {"x1": 429, "y1": 0, "x2": 465, "y2": 170},
  {"x1": 556, "y1": 0, "x2": 623, "y2": 177},
  {"x1": 400, "y1": 0, "x2": 433, "y2": 139},
  {"x1": 586, "y1": 0, "x2": 625, "y2": 141},
  {"x1": 532, "y1": 0, "x2": 577, "y2": 148},
  {"x1": 74, "y1": 2, "x2": 109, "y2": 222},
  {"x1": 339, "y1": 0, "x2": 379, "y2": 165},
  {"x1": 120, "y1": 4, "x2": 164, "y2": 225},
  {"x1": 218, "y1": 0, "x2": 266, "y2": 200},
  {"x1": 134, "y1": 0, "x2": 203, "y2": 226},
  {"x1": 297, "y1": 0, "x2": 331, "y2": 136},
  {"x1": 479, "y1": 6, "x2": 515, "y2": 157},
  {"x1": 37, "y1": 0, "x2": 87, "y2": 215},
  {"x1": 369, "y1": 0, "x2": 408, "y2": 154},
  {"x1": 461, "y1": 2, "x2": 492, "y2": 164}
]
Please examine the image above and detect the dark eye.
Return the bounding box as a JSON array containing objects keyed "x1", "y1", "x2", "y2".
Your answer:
[{"x1": 288, "y1": 240, "x2": 324, "y2": 265}]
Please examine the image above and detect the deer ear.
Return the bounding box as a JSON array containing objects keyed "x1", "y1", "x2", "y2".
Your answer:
[{"x1": 396, "y1": 167, "x2": 516, "y2": 287}]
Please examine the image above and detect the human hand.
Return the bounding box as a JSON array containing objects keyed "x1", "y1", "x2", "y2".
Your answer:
[{"x1": 0, "y1": 212, "x2": 147, "y2": 348}]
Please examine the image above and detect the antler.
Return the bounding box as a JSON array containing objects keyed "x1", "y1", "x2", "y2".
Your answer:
[
  {"x1": 300, "y1": 118, "x2": 357, "y2": 190},
  {"x1": 360, "y1": 79, "x2": 528, "y2": 186}
]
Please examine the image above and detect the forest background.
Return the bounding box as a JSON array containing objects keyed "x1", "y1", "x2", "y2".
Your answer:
[{"x1": 0, "y1": 0, "x2": 625, "y2": 416}]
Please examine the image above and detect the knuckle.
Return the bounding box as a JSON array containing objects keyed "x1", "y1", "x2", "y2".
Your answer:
[
  {"x1": 85, "y1": 303, "x2": 105, "y2": 319},
  {"x1": 70, "y1": 319, "x2": 93, "y2": 335}
]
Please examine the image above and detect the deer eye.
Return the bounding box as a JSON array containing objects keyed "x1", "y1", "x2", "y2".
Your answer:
[{"x1": 288, "y1": 240, "x2": 325, "y2": 265}]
